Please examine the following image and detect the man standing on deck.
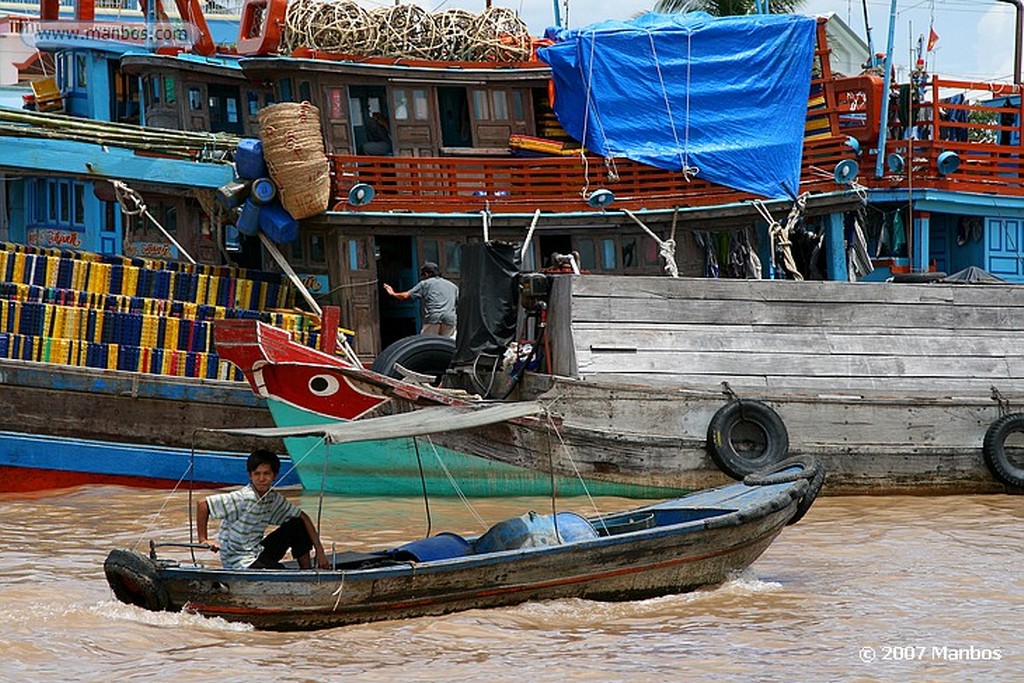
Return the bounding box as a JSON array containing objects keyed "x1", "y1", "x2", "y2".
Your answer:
[
  {"x1": 383, "y1": 261, "x2": 458, "y2": 337},
  {"x1": 196, "y1": 449, "x2": 331, "y2": 570}
]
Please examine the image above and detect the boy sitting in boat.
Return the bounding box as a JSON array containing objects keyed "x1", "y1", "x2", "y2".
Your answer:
[{"x1": 196, "y1": 449, "x2": 330, "y2": 570}]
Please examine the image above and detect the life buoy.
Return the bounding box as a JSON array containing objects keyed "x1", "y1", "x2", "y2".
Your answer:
[
  {"x1": 744, "y1": 455, "x2": 825, "y2": 525},
  {"x1": 104, "y1": 549, "x2": 169, "y2": 612},
  {"x1": 707, "y1": 399, "x2": 789, "y2": 480},
  {"x1": 370, "y1": 334, "x2": 456, "y2": 385},
  {"x1": 982, "y1": 413, "x2": 1024, "y2": 489}
]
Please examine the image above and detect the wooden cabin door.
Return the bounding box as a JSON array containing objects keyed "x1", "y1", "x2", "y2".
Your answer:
[
  {"x1": 390, "y1": 87, "x2": 435, "y2": 156},
  {"x1": 333, "y1": 234, "x2": 380, "y2": 358}
]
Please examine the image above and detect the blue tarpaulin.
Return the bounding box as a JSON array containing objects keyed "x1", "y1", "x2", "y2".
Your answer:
[{"x1": 538, "y1": 13, "x2": 817, "y2": 199}]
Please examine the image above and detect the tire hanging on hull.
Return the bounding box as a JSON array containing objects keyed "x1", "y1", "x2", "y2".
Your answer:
[
  {"x1": 706, "y1": 399, "x2": 789, "y2": 480},
  {"x1": 982, "y1": 413, "x2": 1024, "y2": 489},
  {"x1": 104, "y1": 548, "x2": 169, "y2": 612}
]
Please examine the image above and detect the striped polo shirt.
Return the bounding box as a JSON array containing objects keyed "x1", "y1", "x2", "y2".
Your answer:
[{"x1": 206, "y1": 484, "x2": 301, "y2": 569}]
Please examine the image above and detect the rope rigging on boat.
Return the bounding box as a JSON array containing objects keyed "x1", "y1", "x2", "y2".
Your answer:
[
  {"x1": 751, "y1": 193, "x2": 806, "y2": 280},
  {"x1": 620, "y1": 208, "x2": 679, "y2": 277},
  {"x1": 111, "y1": 180, "x2": 197, "y2": 265}
]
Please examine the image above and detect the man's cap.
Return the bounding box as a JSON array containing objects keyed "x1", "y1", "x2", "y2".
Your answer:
[{"x1": 420, "y1": 261, "x2": 440, "y2": 276}]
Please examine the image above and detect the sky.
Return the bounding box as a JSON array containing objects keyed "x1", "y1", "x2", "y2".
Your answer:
[{"x1": 357, "y1": 0, "x2": 1019, "y2": 83}]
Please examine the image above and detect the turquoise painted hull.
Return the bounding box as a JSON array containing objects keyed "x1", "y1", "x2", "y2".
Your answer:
[{"x1": 267, "y1": 400, "x2": 683, "y2": 498}]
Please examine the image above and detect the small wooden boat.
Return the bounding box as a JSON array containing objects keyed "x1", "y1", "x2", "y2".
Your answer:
[{"x1": 103, "y1": 456, "x2": 822, "y2": 631}]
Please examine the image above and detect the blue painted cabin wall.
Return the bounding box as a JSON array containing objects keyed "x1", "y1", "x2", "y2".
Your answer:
[
  {"x1": 16, "y1": 49, "x2": 128, "y2": 254},
  {"x1": 926, "y1": 213, "x2": 1023, "y2": 282},
  {"x1": 986, "y1": 216, "x2": 1024, "y2": 281}
]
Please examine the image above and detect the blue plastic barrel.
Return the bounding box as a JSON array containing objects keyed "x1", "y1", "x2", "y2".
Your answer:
[
  {"x1": 251, "y1": 177, "x2": 277, "y2": 204},
  {"x1": 236, "y1": 199, "x2": 261, "y2": 236},
  {"x1": 235, "y1": 139, "x2": 268, "y2": 180},
  {"x1": 258, "y1": 202, "x2": 298, "y2": 244}
]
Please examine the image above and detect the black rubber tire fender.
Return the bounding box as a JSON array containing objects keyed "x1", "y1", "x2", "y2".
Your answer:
[
  {"x1": 744, "y1": 456, "x2": 826, "y2": 525},
  {"x1": 707, "y1": 399, "x2": 789, "y2": 480},
  {"x1": 370, "y1": 335, "x2": 456, "y2": 383},
  {"x1": 104, "y1": 548, "x2": 169, "y2": 612},
  {"x1": 982, "y1": 413, "x2": 1024, "y2": 489}
]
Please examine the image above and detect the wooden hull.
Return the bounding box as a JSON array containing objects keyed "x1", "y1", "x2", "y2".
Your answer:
[
  {"x1": 106, "y1": 467, "x2": 817, "y2": 630},
  {"x1": 0, "y1": 357, "x2": 276, "y2": 451},
  {"x1": 0, "y1": 358, "x2": 291, "y2": 491},
  {"x1": 420, "y1": 378, "x2": 1003, "y2": 495}
]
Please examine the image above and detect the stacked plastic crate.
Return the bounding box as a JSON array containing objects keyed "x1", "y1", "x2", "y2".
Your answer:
[{"x1": 0, "y1": 243, "x2": 322, "y2": 380}]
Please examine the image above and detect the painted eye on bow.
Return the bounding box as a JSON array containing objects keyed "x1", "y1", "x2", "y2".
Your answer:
[{"x1": 308, "y1": 374, "x2": 340, "y2": 397}]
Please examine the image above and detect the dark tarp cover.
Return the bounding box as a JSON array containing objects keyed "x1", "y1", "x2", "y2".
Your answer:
[
  {"x1": 451, "y1": 242, "x2": 520, "y2": 366},
  {"x1": 538, "y1": 13, "x2": 816, "y2": 199}
]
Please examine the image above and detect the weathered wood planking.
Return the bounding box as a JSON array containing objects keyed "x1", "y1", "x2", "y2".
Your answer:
[{"x1": 565, "y1": 276, "x2": 1024, "y2": 393}]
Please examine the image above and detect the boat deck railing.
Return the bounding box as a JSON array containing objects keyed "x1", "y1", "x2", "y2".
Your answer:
[{"x1": 328, "y1": 136, "x2": 856, "y2": 214}]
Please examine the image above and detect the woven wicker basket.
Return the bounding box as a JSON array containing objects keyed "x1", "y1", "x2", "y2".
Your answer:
[{"x1": 259, "y1": 102, "x2": 331, "y2": 219}]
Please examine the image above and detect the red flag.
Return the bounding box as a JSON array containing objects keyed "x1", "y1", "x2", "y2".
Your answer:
[{"x1": 927, "y1": 27, "x2": 939, "y2": 51}]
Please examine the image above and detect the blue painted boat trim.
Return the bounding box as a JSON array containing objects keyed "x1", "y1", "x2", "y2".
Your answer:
[
  {"x1": 866, "y1": 188, "x2": 1024, "y2": 216},
  {"x1": 0, "y1": 430, "x2": 300, "y2": 487},
  {"x1": 1, "y1": 136, "x2": 235, "y2": 189}
]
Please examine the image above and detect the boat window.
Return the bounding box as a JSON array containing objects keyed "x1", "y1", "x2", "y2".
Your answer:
[
  {"x1": 290, "y1": 237, "x2": 305, "y2": 262},
  {"x1": 445, "y1": 241, "x2": 462, "y2": 274},
  {"x1": 247, "y1": 91, "x2": 259, "y2": 116},
  {"x1": 309, "y1": 233, "x2": 326, "y2": 264},
  {"x1": 511, "y1": 90, "x2": 524, "y2": 121},
  {"x1": 164, "y1": 76, "x2": 176, "y2": 104},
  {"x1": 471, "y1": 90, "x2": 489, "y2": 120},
  {"x1": 298, "y1": 80, "x2": 312, "y2": 103},
  {"x1": 46, "y1": 180, "x2": 57, "y2": 222},
  {"x1": 58, "y1": 181, "x2": 70, "y2": 224},
  {"x1": 279, "y1": 78, "x2": 293, "y2": 102},
  {"x1": 209, "y1": 96, "x2": 221, "y2": 123},
  {"x1": 164, "y1": 205, "x2": 177, "y2": 233},
  {"x1": 393, "y1": 90, "x2": 409, "y2": 120},
  {"x1": 422, "y1": 239, "x2": 439, "y2": 266},
  {"x1": 413, "y1": 89, "x2": 428, "y2": 120},
  {"x1": 75, "y1": 54, "x2": 87, "y2": 89},
  {"x1": 73, "y1": 184, "x2": 85, "y2": 226},
  {"x1": 577, "y1": 238, "x2": 596, "y2": 270},
  {"x1": 491, "y1": 91, "x2": 508, "y2": 120},
  {"x1": 622, "y1": 237, "x2": 637, "y2": 269},
  {"x1": 601, "y1": 238, "x2": 617, "y2": 270},
  {"x1": 226, "y1": 97, "x2": 239, "y2": 123},
  {"x1": 188, "y1": 87, "x2": 202, "y2": 111}
]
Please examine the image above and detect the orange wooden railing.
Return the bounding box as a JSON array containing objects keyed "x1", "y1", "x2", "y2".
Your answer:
[
  {"x1": 329, "y1": 135, "x2": 857, "y2": 214},
  {"x1": 856, "y1": 77, "x2": 1024, "y2": 195}
]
